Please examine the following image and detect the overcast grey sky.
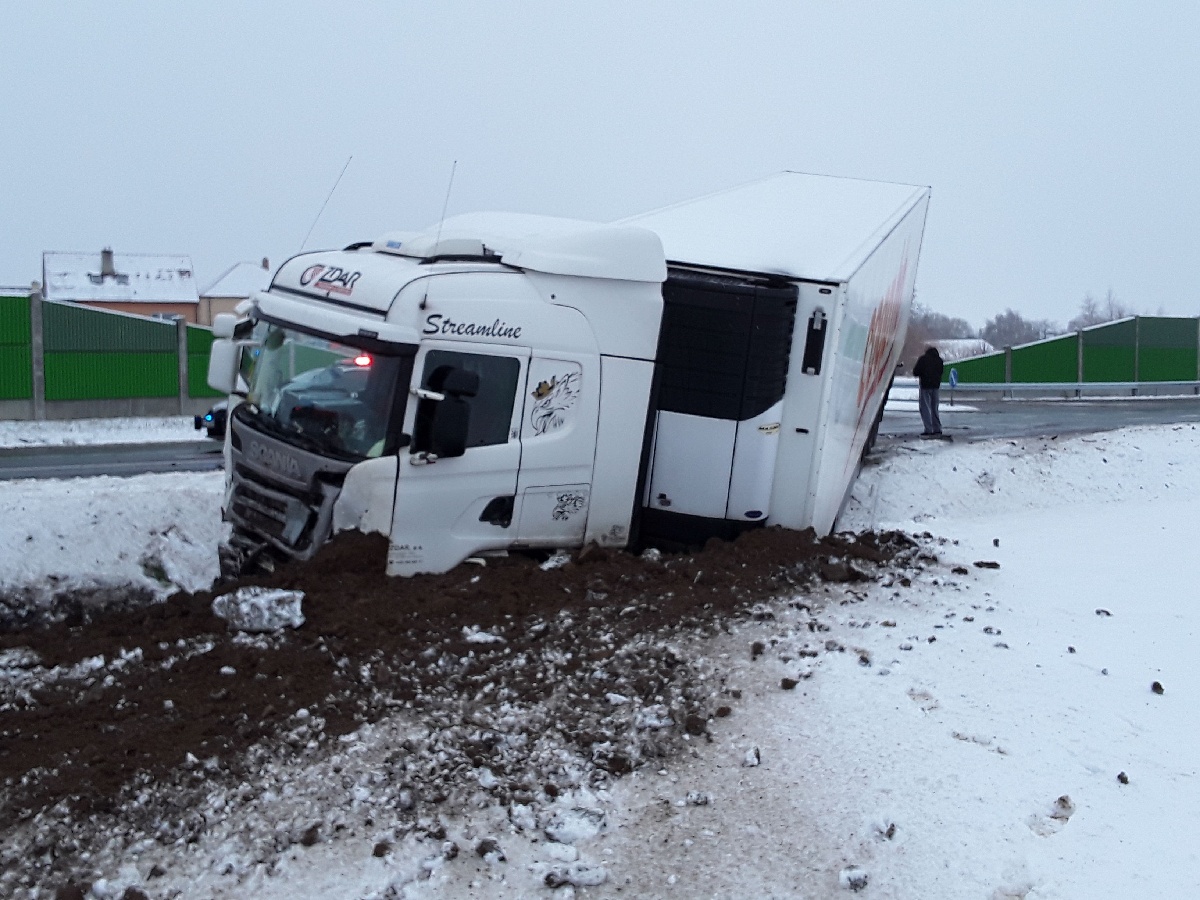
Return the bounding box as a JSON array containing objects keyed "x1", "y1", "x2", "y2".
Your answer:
[{"x1": 2, "y1": 1, "x2": 1197, "y2": 328}]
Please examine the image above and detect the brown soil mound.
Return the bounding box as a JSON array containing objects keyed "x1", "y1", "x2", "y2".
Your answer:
[{"x1": 0, "y1": 526, "x2": 915, "y2": 891}]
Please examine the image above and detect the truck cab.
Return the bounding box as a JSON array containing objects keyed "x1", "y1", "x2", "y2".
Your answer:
[{"x1": 211, "y1": 214, "x2": 666, "y2": 577}]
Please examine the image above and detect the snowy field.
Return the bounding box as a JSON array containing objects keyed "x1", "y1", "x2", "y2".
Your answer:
[{"x1": 1, "y1": 420, "x2": 1198, "y2": 897}]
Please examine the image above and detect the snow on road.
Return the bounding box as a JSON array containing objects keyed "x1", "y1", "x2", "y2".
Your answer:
[
  {"x1": 0, "y1": 414, "x2": 204, "y2": 448},
  {"x1": 1, "y1": 421, "x2": 1197, "y2": 896}
]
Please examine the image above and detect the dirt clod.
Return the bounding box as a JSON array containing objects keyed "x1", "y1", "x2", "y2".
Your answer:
[{"x1": 475, "y1": 838, "x2": 504, "y2": 860}]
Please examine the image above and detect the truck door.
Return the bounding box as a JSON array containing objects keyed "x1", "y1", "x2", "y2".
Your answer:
[
  {"x1": 387, "y1": 340, "x2": 530, "y2": 575},
  {"x1": 513, "y1": 354, "x2": 600, "y2": 546}
]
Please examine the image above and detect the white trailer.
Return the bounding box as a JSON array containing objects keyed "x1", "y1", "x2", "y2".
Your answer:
[{"x1": 207, "y1": 172, "x2": 929, "y2": 577}]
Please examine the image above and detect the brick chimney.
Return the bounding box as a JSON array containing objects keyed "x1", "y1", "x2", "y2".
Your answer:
[{"x1": 100, "y1": 247, "x2": 116, "y2": 278}]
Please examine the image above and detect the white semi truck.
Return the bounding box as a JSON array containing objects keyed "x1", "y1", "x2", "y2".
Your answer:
[{"x1": 206, "y1": 172, "x2": 929, "y2": 577}]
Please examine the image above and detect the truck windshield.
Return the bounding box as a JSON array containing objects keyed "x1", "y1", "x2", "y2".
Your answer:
[{"x1": 238, "y1": 323, "x2": 411, "y2": 461}]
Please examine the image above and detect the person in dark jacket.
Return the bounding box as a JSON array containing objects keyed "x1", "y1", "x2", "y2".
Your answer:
[{"x1": 912, "y1": 347, "x2": 945, "y2": 436}]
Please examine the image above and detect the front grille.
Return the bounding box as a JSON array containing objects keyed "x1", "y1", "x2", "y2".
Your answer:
[
  {"x1": 228, "y1": 467, "x2": 317, "y2": 551},
  {"x1": 223, "y1": 432, "x2": 351, "y2": 574}
]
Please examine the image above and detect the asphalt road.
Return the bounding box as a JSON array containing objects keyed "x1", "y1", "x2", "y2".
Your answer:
[
  {"x1": 2, "y1": 397, "x2": 1199, "y2": 480},
  {"x1": 880, "y1": 395, "x2": 1200, "y2": 446},
  {"x1": 0, "y1": 440, "x2": 224, "y2": 481}
]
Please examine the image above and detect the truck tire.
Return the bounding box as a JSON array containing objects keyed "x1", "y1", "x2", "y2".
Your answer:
[{"x1": 861, "y1": 374, "x2": 894, "y2": 460}]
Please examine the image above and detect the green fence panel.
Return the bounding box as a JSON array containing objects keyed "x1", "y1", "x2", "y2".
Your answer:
[
  {"x1": 43, "y1": 301, "x2": 176, "y2": 352},
  {"x1": 944, "y1": 352, "x2": 1006, "y2": 384},
  {"x1": 185, "y1": 325, "x2": 224, "y2": 398},
  {"x1": 0, "y1": 295, "x2": 32, "y2": 345},
  {"x1": 1137, "y1": 317, "x2": 1198, "y2": 381},
  {"x1": 189, "y1": 353, "x2": 224, "y2": 398},
  {"x1": 44, "y1": 351, "x2": 178, "y2": 401},
  {"x1": 186, "y1": 324, "x2": 215, "y2": 355},
  {"x1": 0, "y1": 295, "x2": 33, "y2": 400},
  {"x1": 1082, "y1": 320, "x2": 1136, "y2": 382},
  {"x1": 1011, "y1": 335, "x2": 1077, "y2": 383},
  {"x1": 0, "y1": 346, "x2": 33, "y2": 400}
]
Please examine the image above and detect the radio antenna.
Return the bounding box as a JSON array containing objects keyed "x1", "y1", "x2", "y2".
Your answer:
[
  {"x1": 433, "y1": 159, "x2": 458, "y2": 248},
  {"x1": 300, "y1": 155, "x2": 353, "y2": 251}
]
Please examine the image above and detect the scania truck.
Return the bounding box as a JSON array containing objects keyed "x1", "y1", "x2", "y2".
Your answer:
[{"x1": 206, "y1": 172, "x2": 929, "y2": 577}]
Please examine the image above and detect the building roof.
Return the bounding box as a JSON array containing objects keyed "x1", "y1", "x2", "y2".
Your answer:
[
  {"x1": 42, "y1": 250, "x2": 199, "y2": 303},
  {"x1": 201, "y1": 261, "x2": 273, "y2": 299},
  {"x1": 619, "y1": 171, "x2": 930, "y2": 283}
]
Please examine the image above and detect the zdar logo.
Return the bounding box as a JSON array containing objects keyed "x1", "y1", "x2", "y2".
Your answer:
[
  {"x1": 299, "y1": 264, "x2": 325, "y2": 286},
  {"x1": 299, "y1": 264, "x2": 361, "y2": 296}
]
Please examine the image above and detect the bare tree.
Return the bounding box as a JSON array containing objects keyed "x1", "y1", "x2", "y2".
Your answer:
[
  {"x1": 900, "y1": 302, "x2": 976, "y2": 368},
  {"x1": 1067, "y1": 289, "x2": 1134, "y2": 331},
  {"x1": 911, "y1": 304, "x2": 975, "y2": 340},
  {"x1": 980, "y1": 309, "x2": 1060, "y2": 348}
]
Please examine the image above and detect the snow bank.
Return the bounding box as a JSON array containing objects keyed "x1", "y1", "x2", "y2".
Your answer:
[
  {"x1": 0, "y1": 415, "x2": 204, "y2": 448},
  {"x1": 0, "y1": 470, "x2": 223, "y2": 609},
  {"x1": 842, "y1": 423, "x2": 1200, "y2": 530}
]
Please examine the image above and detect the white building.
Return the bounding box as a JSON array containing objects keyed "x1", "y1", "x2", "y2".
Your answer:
[
  {"x1": 199, "y1": 259, "x2": 273, "y2": 325},
  {"x1": 42, "y1": 248, "x2": 200, "y2": 322}
]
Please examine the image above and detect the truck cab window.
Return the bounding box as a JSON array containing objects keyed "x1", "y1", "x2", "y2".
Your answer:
[
  {"x1": 421, "y1": 350, "x2": 520, "y2": 447},
  {"x1": 238, "y1": 323, "x2": 414, "y2": 461}
]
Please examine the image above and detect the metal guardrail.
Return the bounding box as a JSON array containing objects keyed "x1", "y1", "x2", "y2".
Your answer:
[{"x1": 947, "y1": 381, "x2": 1200, "y2": 399}]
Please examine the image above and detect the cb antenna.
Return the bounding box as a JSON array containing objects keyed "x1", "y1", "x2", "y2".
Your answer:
[
  {"x1": 300, "y1": 155, "x2": 353, "y2": 251},
  {"x1": 433, "y1": 159, "x2": 458, "y2": 248}
]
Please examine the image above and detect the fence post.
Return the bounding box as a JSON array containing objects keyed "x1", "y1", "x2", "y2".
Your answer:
[
  {"x1": 29, "y1": 284, "x2": 46, "y2": 421},
  {"x1": 1076, "y1": 330, "x2": 1084, "y2": 399},
  {"x1": 176, "y1": 317, "x2": 189, "y2": 415},
  {"x1": 1004, "y1": 345, "x2": 1013, "y2": 399},
  {"x1": 1132, "y1": 316, "x2": 1140, "y2": 397}
]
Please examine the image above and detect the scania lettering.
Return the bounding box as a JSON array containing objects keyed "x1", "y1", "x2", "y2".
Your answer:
[{"x1": 207, "y1": 172, "x2": 930, "y2": 577}]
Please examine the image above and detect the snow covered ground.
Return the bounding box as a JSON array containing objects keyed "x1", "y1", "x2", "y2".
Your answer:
[
  {"x1": 0, "y1": 415, "x2": 203, "y2": 448},
  {"x1": 0, "y1": 471, "x2": 224, "y2": 610},
  {"x1": 1, "y1": 420, "x2": 1198, "y2": 896}
]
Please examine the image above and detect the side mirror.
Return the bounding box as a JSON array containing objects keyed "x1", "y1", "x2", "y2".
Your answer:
[
  {"x1": 207, "y1": 339, "x2": 240, "y2": 394},
  {"x1": 211, "y1": 313, "x2": 239, "y2": 339},
  {"x1": 429, "y1": 398, "x2": 470, "y2": 458}
]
